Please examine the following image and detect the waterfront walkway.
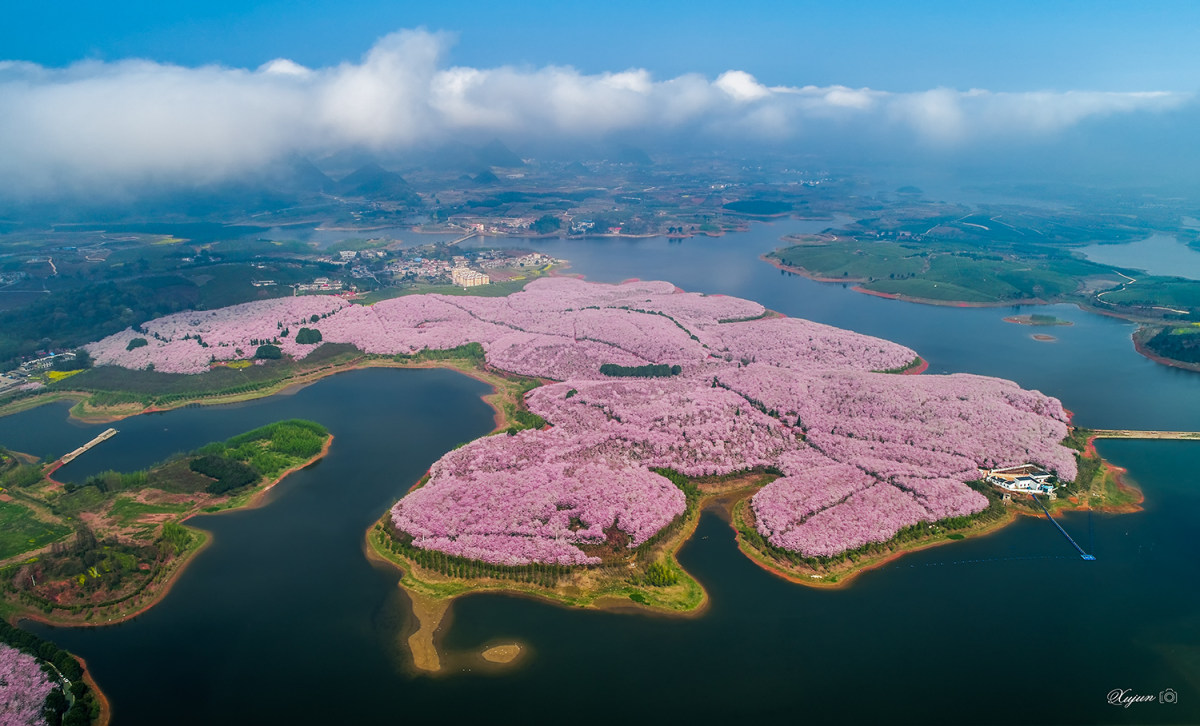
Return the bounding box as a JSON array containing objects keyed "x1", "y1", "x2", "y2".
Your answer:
[
  {"x1": 445, "y1": 231, "x2": 479, "y2": 246},
  {"x1": 1089, "y1": 429, "x2": 1200, "y2": 441},
  {"x1": 1031, "y1": 494, "x2": 1095, "y2": 561}
]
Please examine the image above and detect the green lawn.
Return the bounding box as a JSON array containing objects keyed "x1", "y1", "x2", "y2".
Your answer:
[
  {"x1": 773, "y1": 241, "x2": 926, "y2": 280},
  {"x1": 107, "y1": 497, "x2": 190, "y2": 527},
  {"x1": 865, "y1": 276, "x2": 996, "y2": 302},
  {"x1": 0, "y1": 500, "x2": 71, "y2": 559},
  {"x1": 773, "y1": 238, "x2": 1099, "y2": 303},
  {"x1": 1104, "y1": 277, "x2": 1200, "y2": 312}
]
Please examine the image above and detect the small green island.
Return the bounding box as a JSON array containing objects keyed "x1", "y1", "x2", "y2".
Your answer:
[{"x1": 0, "y1": 419, "x2": 332, "y2": 625}]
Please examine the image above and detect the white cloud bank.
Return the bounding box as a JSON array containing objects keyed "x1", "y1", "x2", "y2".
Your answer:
[{"x1": 0, "y1": 29, "x2": 1190, "y2": 195}]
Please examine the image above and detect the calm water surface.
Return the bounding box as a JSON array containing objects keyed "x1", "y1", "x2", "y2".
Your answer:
[
  {"x1": 4, "y1": 221, "x2": 1198, "y2": 725},
  {"x1": 1079, "y1": 233, "x2": 1200, "y2": 280}
]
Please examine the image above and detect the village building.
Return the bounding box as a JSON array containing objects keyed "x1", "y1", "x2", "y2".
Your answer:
[
  {"x1": 295, "y1": 277, "x2": 345, "y2": 293},
  {"x1": 451, "y1": 267, "x2": 490, "y2": 287},
  {"x1": 983, "y1": 464, "x2": 1057, "y2": 497},
  {"x1": 18, "y1": 352, "x2": 76, "y2": 373}
]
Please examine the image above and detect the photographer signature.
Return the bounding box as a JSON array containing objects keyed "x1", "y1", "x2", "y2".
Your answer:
[{"x1": 1107, "y1": 688, "x2": 1177, "y2": 708}]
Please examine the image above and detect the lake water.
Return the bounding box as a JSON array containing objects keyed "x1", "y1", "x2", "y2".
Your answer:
[
  {"x1": 5, "y1": 220, "x2": 1199, "y2": 725},
  {"x1": 1079, "y1": 234, "x2": 1200, "y2": 280}
]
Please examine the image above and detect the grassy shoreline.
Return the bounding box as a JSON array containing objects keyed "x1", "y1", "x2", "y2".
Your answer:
[
  {"x1": 370, "y1": 419, "x2": 1142, "y2": 618},
  {"x1": 729, "y1": 436, "x2": 1141, "y2": 588},
  {"x1": 365, "y1": 477, "x2": 716, "y2": 673},
  {"x1": 2, "y1": 433, "x2": 334, "y2": 629},
  {"x1": 365, "y1": 433, "x2": 1141, "y2": 672},
  {"x1": 0, "y1": 425, "x2": 332, "y2": 726}
]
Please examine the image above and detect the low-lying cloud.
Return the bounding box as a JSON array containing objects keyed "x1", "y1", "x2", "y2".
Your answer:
[{"x1": 0, "y1": 29, "x2": 1191, "y2": 197}]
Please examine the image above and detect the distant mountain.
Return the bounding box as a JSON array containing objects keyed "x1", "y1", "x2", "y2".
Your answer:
[
  {"x1": 336, "y1": 163, "x2": 416, "y2": 201},
  {"x1": 612, "y1": 145, "x2": 653, "y2": 166},
  {"x1": 472, "y1": 169, "x2": 500, "y2": 185},
  {"x1": 565, "y1": 161, "x2": 592, "y2": 176},
  {"x1": 403, "y1": 139, "x2": 525, "y2": 172},
  {"x1": 275, "y1": 157, "x2": 336, "y2": 194},
  {"x1": 476, "y1": 139, "x2": 524, "y2": 168},
  {"x1": 315, "y1": 148, "x2": 383, "y2": 178}
]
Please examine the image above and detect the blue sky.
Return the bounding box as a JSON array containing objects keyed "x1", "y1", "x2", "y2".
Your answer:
[{"x1": 6, "y1": 0, "x2": 1199, "y2": 92}]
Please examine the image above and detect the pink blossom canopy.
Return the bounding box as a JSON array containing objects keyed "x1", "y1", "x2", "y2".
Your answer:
[
  {"x1": 84, "y1": 278, "x2": 1077, "y2": 561},
  {"x1": 0, "y1": 643, "x2": 57, "y2": 726}
]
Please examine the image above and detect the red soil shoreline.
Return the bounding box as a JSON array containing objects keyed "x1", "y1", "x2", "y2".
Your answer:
[
  {"x1": 76, "y1": 654, "x2": 112, "y2": 726},
  {"x1": 1083, "y1": 434, "x2": 1146, "y2": 513},
  {"x1": 851, "y1": 286, "x2": 1044, "y2": 308},
  {"x1": 1132, "y1": 333, "x2": 1200, "y2": 374}
]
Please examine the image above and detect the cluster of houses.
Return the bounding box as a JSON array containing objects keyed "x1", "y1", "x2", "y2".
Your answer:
[
  {"x1": 477, "y1": 252, "x2": 553, "y2": 270},
  {"x1": 459, "y1": 217, "x2": 537, "y2": 234},
  {"x1": 295, "y1": 277, "x2": 345, "y2": 293},
  {"x1": 16, "y1": 351, "x2": 77, "y2": 374},
  {"x1": 385, "y1": 257, "x2": 451, "y2": 281},
  {"x1": 316, "y1": 248, "x2": 389, "y2": 267},
  {"x1": 0, "y1": 351, "x2": 79, "y2": 393},
  {"x1": 983, "y1": 464, "x2": 1057, "y2": 499}
]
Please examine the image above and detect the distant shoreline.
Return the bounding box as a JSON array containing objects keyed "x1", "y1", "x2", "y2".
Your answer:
[{"x1": 763, "y1": 252, "x2": 1200, "y2": 372}]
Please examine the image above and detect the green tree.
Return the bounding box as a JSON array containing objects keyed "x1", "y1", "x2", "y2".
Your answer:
[
  {"x1": 295, "y1": 327, "x2": 323, "y2": 345},
  {"x1": 531, "y1": 215, "x2": 562, "y2": 234}
]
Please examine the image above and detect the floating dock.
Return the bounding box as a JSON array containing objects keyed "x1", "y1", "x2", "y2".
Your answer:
[{"x1": 60, "y1": 428, "x2": 118, "y2": 465}]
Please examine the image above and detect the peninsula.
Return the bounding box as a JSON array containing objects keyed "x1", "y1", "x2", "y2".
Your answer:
[{"x1": 0, "y1": 420, "x2": 333, "y2": 626}]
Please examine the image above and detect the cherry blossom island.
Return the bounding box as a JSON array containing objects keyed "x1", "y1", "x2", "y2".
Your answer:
[{"x1": 85, "y1": 277, "x2": 1085, "y2": 575}]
